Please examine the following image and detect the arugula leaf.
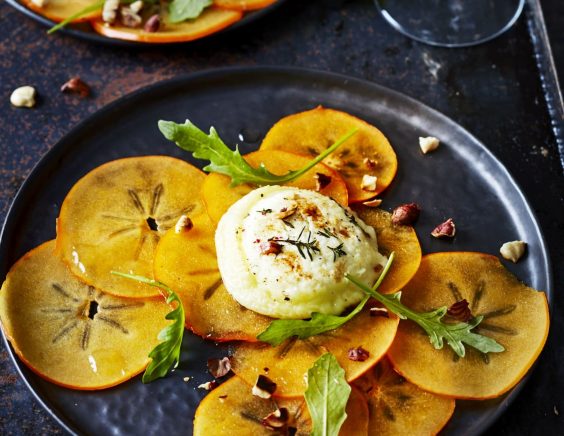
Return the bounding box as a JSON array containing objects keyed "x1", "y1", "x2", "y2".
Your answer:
[
  {"x1": 256, "y1": 253, "x2": 395, "y2": 345},
  {"x1": 47, "y1": 0, "x2": 105, "y2": 34},
  {"x1": 305, "y1": 353, "x2": 351, "y2": 436},
  {"x1": 111, "y1": 271, "x2": 185, "y2": 383},
  {"x1": 169, "y1": 0, "x2": 212, "y2": 24},
  {"x1": 158, "y1": 119, "x2": 357, "y2": 187},
  {"x1": 345, "y1": 275, "x2": 505, "y2": 358}
]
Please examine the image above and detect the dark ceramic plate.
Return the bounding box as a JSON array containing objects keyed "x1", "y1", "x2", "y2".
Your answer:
[
  {"x1": 0, "y1": 67, "x2": 552, "y2": 435},
  {"x1": 5, "y1": 0, "x2": 286, "y2": 47}
]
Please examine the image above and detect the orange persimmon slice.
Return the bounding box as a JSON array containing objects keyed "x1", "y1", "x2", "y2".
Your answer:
[
  {"x1": 91, "y1": 8, "x2": 242, "y2": 43},
  {"x1": 194, "y1": 376, "x2": 368, "y2": 435},
  {"x1": 260, "y1": 106, "x2": 398, "y2": 203},
  {"x1": 202, "y1": 149, "x2": 349, "y2": 224},
  {"x1": 153, "y1": 213, "x2": 271, "y2": 341},
  {"x1": 387, "y1": 252, "x2": 550, "y2": 399},
  {"x1": 213, "y1": 0, "x2": 277, "y2": 11},
  {"x1": 56, "y1": 156, "x2": 205, "y2": 298},
  {"x1": 22, "y1": 0, "x2": 101, "y2": 23},
  {"x1": 231, "y1": 307, "x2": 399, "y2": 397},
  {"x1": 353, "y1": 359, "x2": 455, "y2": 435},
  {"x1": 354, "y1": 206, "x2": 422, "y2": 295},
  {"x1": 0, "y1": 241, "x2": 170, "y2": 390}
]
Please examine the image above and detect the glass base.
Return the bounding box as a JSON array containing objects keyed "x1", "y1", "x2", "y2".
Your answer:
[{"x1": 375, "y1": 0, "x2": 525, "y2": 47}]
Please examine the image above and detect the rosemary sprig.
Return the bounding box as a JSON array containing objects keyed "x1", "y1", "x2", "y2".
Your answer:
[
  {"x1": 258, "y1": 208, "x2": 272, "y2": 215},
  {"x1": 272, "y1": 226, "x2": 320, "y2": 260},
  {"x1": 328, "y1": 243, "x2": 346, "y2": 262},
  {"x1": 317, "y1": 227, "x2": 338, "y2": 239}
]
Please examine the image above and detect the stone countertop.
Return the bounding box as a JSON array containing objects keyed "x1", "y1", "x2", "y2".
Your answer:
[{"x1": 0, "y1": 0, "x2": 563, "y2": 434}]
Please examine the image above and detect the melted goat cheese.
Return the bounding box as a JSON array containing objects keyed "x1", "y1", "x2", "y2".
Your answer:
[{"x1": 215, "y1": 186, "x2": 387, "y2": 319}]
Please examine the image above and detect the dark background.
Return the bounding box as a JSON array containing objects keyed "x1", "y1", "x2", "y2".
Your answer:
[{"x1": 0, "y1": 0, "x2": 563, "y2": 434}]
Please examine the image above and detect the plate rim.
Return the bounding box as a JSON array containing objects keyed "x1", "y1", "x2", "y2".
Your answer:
[
  {"x1": 0, "y1": 65, "x2": 554, "y2": 435},
  {"x1": 5, "y1": 0, "x2": 288, "y2": 47}
]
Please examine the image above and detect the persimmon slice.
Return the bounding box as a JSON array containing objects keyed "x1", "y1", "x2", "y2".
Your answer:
[
  {"x1": 194, "y1": 376, "x2": 368, "y2": 435},
  {"x1": 259, "y1": 107, "x2": 398, "y2": 203},
  {"x1": 153, "y1": 213, "x2": 271, "y2": 341},
  {"x1": 354, "y1": 206, "x2": 422, "y2": 295},
  {"x1": 0, "y1": 241, "x2": 170, "y2": 390},
  {"x1": 387, "y1": 252, "x2": 550, "y2": 399},
  {"x1": 213, "y1": 0, "x2": 277, "y2": 10},
  {"x1": 56, "y1": 156, "x2": 205, "y2": 298},
  {"x1": 231, "y1": 308, "x2": 399, "y2": 397},
  {"x1": 22, "y1": 0, "x2": 101, "y2": 23},
  {"x1": 353, "y1": 359, "x2": 455, "y2": 435},
  {"x1": 202, "y1": 150, "x2": 349, "y2": 224},
  {"x1": 91, "y1": 8, "x2": 242, "y2": 43}
]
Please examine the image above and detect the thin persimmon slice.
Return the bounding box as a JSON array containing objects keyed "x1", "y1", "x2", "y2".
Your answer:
[
  {"x1": 354, "y1": 206, "x2": 422, "y2": 295},
  {"x1": 153, "y1": 213, "x2": 271, "y2": 341},
  {"x1": 387, "y1": 252, "x2": 550, "y2": 400},
  {"x1": 213, "y1": 0, "x2": 277, "y2": 10},
  {"x1": 202, "y1": 149, "x2": 349, "y2": 224},
  {"x1": 231, "y1": 307, "x2": 399, "y2": 397},
  {"x1": 22, "y1": 0, "x2": 101, "y2": 23},
  {"x1": 56, "y1": 156, "x2": 205, "y2": 298},
  {"x1": 194, "y1": 376, "x2": 368, "y2": 435},
  {"x1": 91, "y1": 8, "x2": 242, "y2": 43},
  {"x1": 260, "y1": 106, "x2": 398, "y2": 203},
  {"x1": 0, "y1": 241, "x2": 170, "y2": 390},
  {"x1": 353, "y1": 359, "x2": 455, "y2": 436}
]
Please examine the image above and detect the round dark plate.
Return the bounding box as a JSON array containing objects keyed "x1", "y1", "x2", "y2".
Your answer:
[
  {"x1": 0, "y1": 67, "x2": 552, "y2": 435},
  {"x1": 5, "y1": 0, "x2": 287, "y2": 47}
]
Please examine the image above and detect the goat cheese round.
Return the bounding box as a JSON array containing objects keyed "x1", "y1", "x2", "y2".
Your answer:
[{"x1": 215, "y1": 186, "x2": 387, "y2": 319}]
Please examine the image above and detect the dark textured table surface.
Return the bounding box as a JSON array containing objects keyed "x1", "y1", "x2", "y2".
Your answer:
[{"x1": 1, "y1": 0, "x2": 563, "y2": 434}]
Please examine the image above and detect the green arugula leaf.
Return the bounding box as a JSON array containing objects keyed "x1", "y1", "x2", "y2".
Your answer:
[
  {"x1": 345, "y1": 275, "x2": 505, "y2": 358},
  {"x1": 169, "y1": 0, "x2": 212, "y2": 24},
  {"x1": 158, "y1": 119, "x2": 357, "y2": 187},
  {"x1": 305, "y1": 353, "x2": 351, "y2": 436},
  {"x1": 256, "y1": 253, "x2": 395, "y2": 345},
  {"x1": 111, "y1": 271, "x2": 185, "y2": 383},
  {"x1": 47, "y1": 0, "x2": 105, "y2": 34}
]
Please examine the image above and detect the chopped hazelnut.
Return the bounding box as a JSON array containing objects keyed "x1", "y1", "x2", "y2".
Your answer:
[
  {"x1": 197, "y1": 381, "x2": 217, "y2": 391},
  {"x1": 10, "y1": 86, "x2": 36, "y2": 108},
  {"x1": 391, "y1": 203, "x2": 420, "y2": 225},
  {"x1": 182, "y1": 376, "x2": 192, "y2": 382},
  {"x1": 129, "y1": 0, "x2": 143, "y2": 13},
  {"x1": 369, "y1": 307, "x2": 389, "y2": 318},
  {"x1": 419, "y1": 136, "x2": 440, "y2": 154},
  {"x1": 102, "y1": 0, "x2": 119, "y2": 23},
  {"x1": 252, "y1": 375, "x2": 277, "y2": 398},
  {"x1": 447, "y1": 299, "x2": 473, "y2": 322},
  {"x1": 262, "y1": 408, "x2": 290, "y2": 430},
  {"x1": 314, "y1": 173, "x2": 332, "y2": 191},
  {"x1": 500, "y1": 240, "x2": 526, "y2": 263},
  {"x1": 174, "y1": 215, "x2": 193, "y2": 234},
  {"x1": 276, "y1": 202, "x2": 298, "y2": 219},
  {"x1": 431, "y1": 218, "x2": 456, "y2": 238},
  {"x1": 361, "y1": 174, "x2": 378, "y2": 192},
  {"x1": 207, "y1": 357, "x2": 231, "y2": 378},
  {"x1": 120, "y1": 6, "x2": 142, "y2": 28},
  {"x1": 30, "y1": 0, "x2": 47, "y2": 7},
  {"x1": 61, "y1": 77, "x2": 90, "y2": 98},
  {"x1": 348, "y1": 346, "x2": 370, "y2": 362},
  {"x1": 363, "y1": 158, "x2": 377, "y2": 170},
  {"x1": 260, "y1": 241, "x2": 282, "y2": 255},
  {"x1": 363, "y1": 198, "x2": 382, "y2": 207},
  {"x1": 144, "y1": 14, "x2": 161, "y2": 33}
]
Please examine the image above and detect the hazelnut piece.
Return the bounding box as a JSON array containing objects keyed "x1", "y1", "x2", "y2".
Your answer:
[
  {"x1": 61, "y1": 77, "x2": 90, "y2": 98},
  {"x1": 391, "y1": 203, "x2": 421, "y2": 225},
  {"x1": 260, "y1": 241, "x2": 282, "y2": 255},
  {"x1": 348, "y1": 346, "x2": 370, "y2": 362},
  {"x1": 174, "y1": 215, "x2": 193, "y2": 234},
  {"x1": 262, "y1": 408, "x2": 290, "y2": 430},
  {"x1": 363, "y1": 198, "x2": 382, "y2": 207},
  {"x1": 360, "y1": 174, "x2": 378, "y2": 192},
  {"x1": 10, "y1": 86, "x2": 36, "y2": 108},
  {"x1": 207, "y1": 357, "x2": 231, "y2": 378},
  {"x1": 144, "y1": 14, "x2": 161, "y2": 33},
  {"x1": 431, "y1": 218, "x2": 456, "y2": 238},
  {"x1": 447, "y1": 299, "x2": 473, "y2": 322},
  {"x1": 314, "y1": 172, "x2": 332, "y2": 191},
  {"x1": 500, "y1": 240, "x2": 526, "y2": 263},
  {"x1": 252, "y1": 375, "x2": 277, "y2": 399},
  {"x1": 419, "y1": 136, "x2": 440, "y2": 154},
  {"x1": 197, "y1": 381, "x2": 217, "y2": 391}
]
